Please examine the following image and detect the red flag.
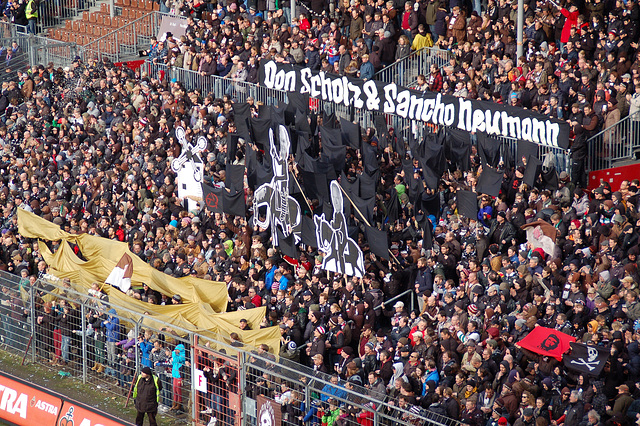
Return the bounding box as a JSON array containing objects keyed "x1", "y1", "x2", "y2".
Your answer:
[{"x1": 517, "y1": 326, "x2": 575, "y2": 361}]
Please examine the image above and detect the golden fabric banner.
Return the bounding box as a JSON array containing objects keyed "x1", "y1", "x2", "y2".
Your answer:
[
  {"x1": 20, "y1": 209, "x2": 228, "y2": 311},
  {"x1": 26, "y1": 210, "x2": 280, "y2": 352}
]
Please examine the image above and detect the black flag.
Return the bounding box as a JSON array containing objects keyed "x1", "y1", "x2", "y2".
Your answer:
[
  {"x1": 277, "y1": 228, "x2": 299, "y2": 258},
  {"x1": 202, "y1": 183, "x2": 224, "y2": 214},
  {"x1": 287, "y1": 92, "x2": 309, "y2": 114},
  {"x1": 385, "y1": 188, "x2": 399, "y2": 224},
  {"x1": 457, "y1": 190, "x2": 478, "y2": 220},
  {"x1": 226, "y1": 164, "x2": 245, "y2": 193},
  {"x1": 422, "y1": 215, "x2": 434, "y2": 250},
  {"x1": 477, "y1": 133, "x2": 502, "y2": 168},
  {"x1": 517, "y1": 140, "x2": 539, "y2": 167},
  {"x1": 420, "y1": 131, "x2": 445, "y2": 190},
  {"x1": 523, "y1": 155, "x2": 542, "y2": 187},
  {"x1": 340, "y1": 118, "x2": 361, "y2": 149},
  {"x1": 477, "y1": 166, "x2": 503, "y2": 197},
  {"x1": 445, "y1": 128, "x2": 471, "y2": 172},
  {"x1": 300, "y1": 215, "x2": 317, "y2": 248},
  {"x1": 365, "y1": 225, "x2": 389, "y2": 260},
  {"x1": 542, "y1": 166, "x2": 559, "y2": 191},
  {"x1": 563, "y1": 342, "x2": 609, "y2": 376},
  {"x1": 223, "y1": 189, "x2": 246, "y2": 217},
  {"x1": 227, "y1": 133, "x2": 240, "y2": 163}
]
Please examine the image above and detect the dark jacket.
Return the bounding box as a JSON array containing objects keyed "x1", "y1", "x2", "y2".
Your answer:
[{"x1": 133, "y1": 374, "x2": 161, "y2": 413}]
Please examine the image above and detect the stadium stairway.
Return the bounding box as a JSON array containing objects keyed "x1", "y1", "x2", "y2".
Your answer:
[{"x1": 44, "y1": 0, "x2": 159, "y2": 50}]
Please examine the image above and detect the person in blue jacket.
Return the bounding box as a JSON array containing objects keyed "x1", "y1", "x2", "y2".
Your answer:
[
  {"x1": 103, "y1": 308, "x2": 120, "y2": 377},
  {"x1": 264, "y1": 259, "x2": 277, "y2": 291},
  {"x1": 171, "y1": 343, "x2": 187, "y2": 413},
  {"x1": 138, "y1": 329, "x2": 154, "y2": 369}
]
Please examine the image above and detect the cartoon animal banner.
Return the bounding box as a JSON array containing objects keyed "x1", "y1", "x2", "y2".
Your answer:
[
  {"x1": 253, "y1": 124, "x2": 302, "y2": 245},
  {"x1": 314, "y1": 181, "x2": 365, "y2": 278},
  {"x1": 172, "y1": 126, "x2": 206, "y2": 211}
]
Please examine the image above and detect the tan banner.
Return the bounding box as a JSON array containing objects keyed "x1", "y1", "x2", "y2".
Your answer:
[
  {"x1": 25, "y1": 211, "x2": 280, "y2": 353},
  {"x1": 20, "y1": 209, "x2": 227, "y2": 311}
]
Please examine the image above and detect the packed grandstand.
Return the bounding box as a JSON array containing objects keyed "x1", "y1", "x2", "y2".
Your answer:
[{"x1": 0, "y1": 0, "x2": 640, "y2": 425}]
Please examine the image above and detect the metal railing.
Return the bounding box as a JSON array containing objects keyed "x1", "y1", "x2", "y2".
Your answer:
[
  {"x1": 374, "y1": 46, "x2": 454, "y2": 87},
  {"x1": 0, "y1": 22, "x2": 81, "y2": 69},
  {"x1": 81, "y1": 11, "x2": 167, "y2": 62},
  {"x1": 587, "y1": 110, "x2": 640, "y2": 172},
  {"x1": 146, "y1": 61, "x2": 289, "y2": 105},
  {"x1": 37, "y1": 0, "x2": 101, "y2": 33},
  {"x1": 0, "y1": 269, "x2": 464, "y2": 426}
]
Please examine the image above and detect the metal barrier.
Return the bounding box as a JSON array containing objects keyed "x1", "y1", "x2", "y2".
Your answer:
[
  {"x1": 37, "y1": 0, "x2": 100, "y2": 33},
  {"x1": 0, "y1": 268, "x2": 464, "y2": 426},
  {"x1": 0, "y1": 21, "x2": 28, "y2": 39},
  {"x1": 0, "y1": 23, "x2": 80, "y2": 71},
  {"x1": 0, "y1": 37, "x2": 31, "y2": 80},
  {"x1": 81, "y1": 11, "x2": 165, "y2": 62},
  {"x1": 146, "y1": 61, "x2": 290, "y2": 105},
  {"x1": 374, "y1": 47, "x2": 454, "y2": 87},
  {"x1": 587, "y1": 110, "x2": 640, "y2": 172}
]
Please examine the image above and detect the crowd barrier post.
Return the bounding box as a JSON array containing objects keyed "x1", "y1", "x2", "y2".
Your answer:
[
  {"x1": 239, "y1": 349, "x2": 249, "y2": 426},
  {"x1": 29, "y1": 283, "x2": 36, "y2": 364},
  {"x1": 189, "y1": 331, "x2": 197, "y2": 425},
  {"x1": 81, "y1": 302, "x2": 87, "y2": 384}
]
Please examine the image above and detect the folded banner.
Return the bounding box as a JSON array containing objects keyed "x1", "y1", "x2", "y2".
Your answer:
[
  {"x1": 521, "y1": 219, "x2": 559, "y2": 257},
  {"x1": 563, "y1": 342, "x2": 609, "y2": 376},
  {"x1": 260, "y1": 61, "x2": 570, "y2": 149},
  {"x1": 518, "y1": 326, "x2": 575, "y2": 361}
]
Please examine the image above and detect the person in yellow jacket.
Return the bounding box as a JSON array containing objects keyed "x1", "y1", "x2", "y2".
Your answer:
[
  {"x1": 411, "y1": 24, "x2": 434, "y2": 51},
  {"x1": 25, "y1": 0, "x2": 38, "y2": 34},
  {"x1": 133, "y1": 366, "x2": 162, "y2": 426}
]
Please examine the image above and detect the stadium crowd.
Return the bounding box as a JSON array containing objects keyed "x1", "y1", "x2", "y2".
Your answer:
[
  {"x1": 144, "y1": 0, "x2": 640, "y2": 130},
  {"x1": 1, "y1": 0, "x2": 640, "y2": 423}
]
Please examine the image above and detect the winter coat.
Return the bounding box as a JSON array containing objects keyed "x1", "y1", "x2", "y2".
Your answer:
[
  {"x1": 103, "y1": 308, "x2": 120, "y2": 342},
  {"x1": 133, "y1": 373, "x2": 161, "y2": 413},
  {"x1": 171, "y1": 343, "x2": 186, "y2": 379},
  {"x1": 139, "y1": 339, "x2": 153, "y2": 368}
]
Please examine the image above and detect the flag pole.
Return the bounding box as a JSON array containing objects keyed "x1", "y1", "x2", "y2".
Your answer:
[
  {"x1": 336, "y1": 184, "x2": 401, "y2": 265},
  {"x1": 290, "y1": 170, "x2": 314, "y2": 213}
]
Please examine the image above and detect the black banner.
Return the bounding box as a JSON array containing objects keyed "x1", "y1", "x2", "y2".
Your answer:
[
  {"x1": 260, "y1": 61, "x2": 570, "y2": 149},
  {"x1": 202, "y1": 183, "x2": 224, "y2": 214},
  {"x1": 563, "y1": 342, "x2": 609, "y2": 376}
]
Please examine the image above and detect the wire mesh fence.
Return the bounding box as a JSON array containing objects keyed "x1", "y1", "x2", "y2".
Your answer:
[{"x1": 0, "y1": 268, "x2": 468, "y2": 426}]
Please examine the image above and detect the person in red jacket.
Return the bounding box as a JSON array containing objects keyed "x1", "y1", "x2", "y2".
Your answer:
[{"x1": 559, "y1": 3, "x2": 579, "y2": 49}]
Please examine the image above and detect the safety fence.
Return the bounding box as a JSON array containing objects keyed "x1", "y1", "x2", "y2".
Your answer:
[
  {"x1": 80, "y1": 11, "x2": 167, "y2": 62},
  {"x1": 37, "y1": 0, "x2": 102, "y2": 34},
  {"x1": 0, "y1": 22, "x2": 81, "y2": 70},
  {"x1": 374, "y1": 46, "x2": 454, "y2": 88},
  {"x1": 0, "y1": 269, "x2": 464, "y2": 426},
  {"x1": 587, "y1": 110, "x2": 640, "y2": 172}
]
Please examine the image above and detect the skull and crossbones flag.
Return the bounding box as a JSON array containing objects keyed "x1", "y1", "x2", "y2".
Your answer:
[{"x1": 563, "y1": 342, "x2": 609, "y2": 376}]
